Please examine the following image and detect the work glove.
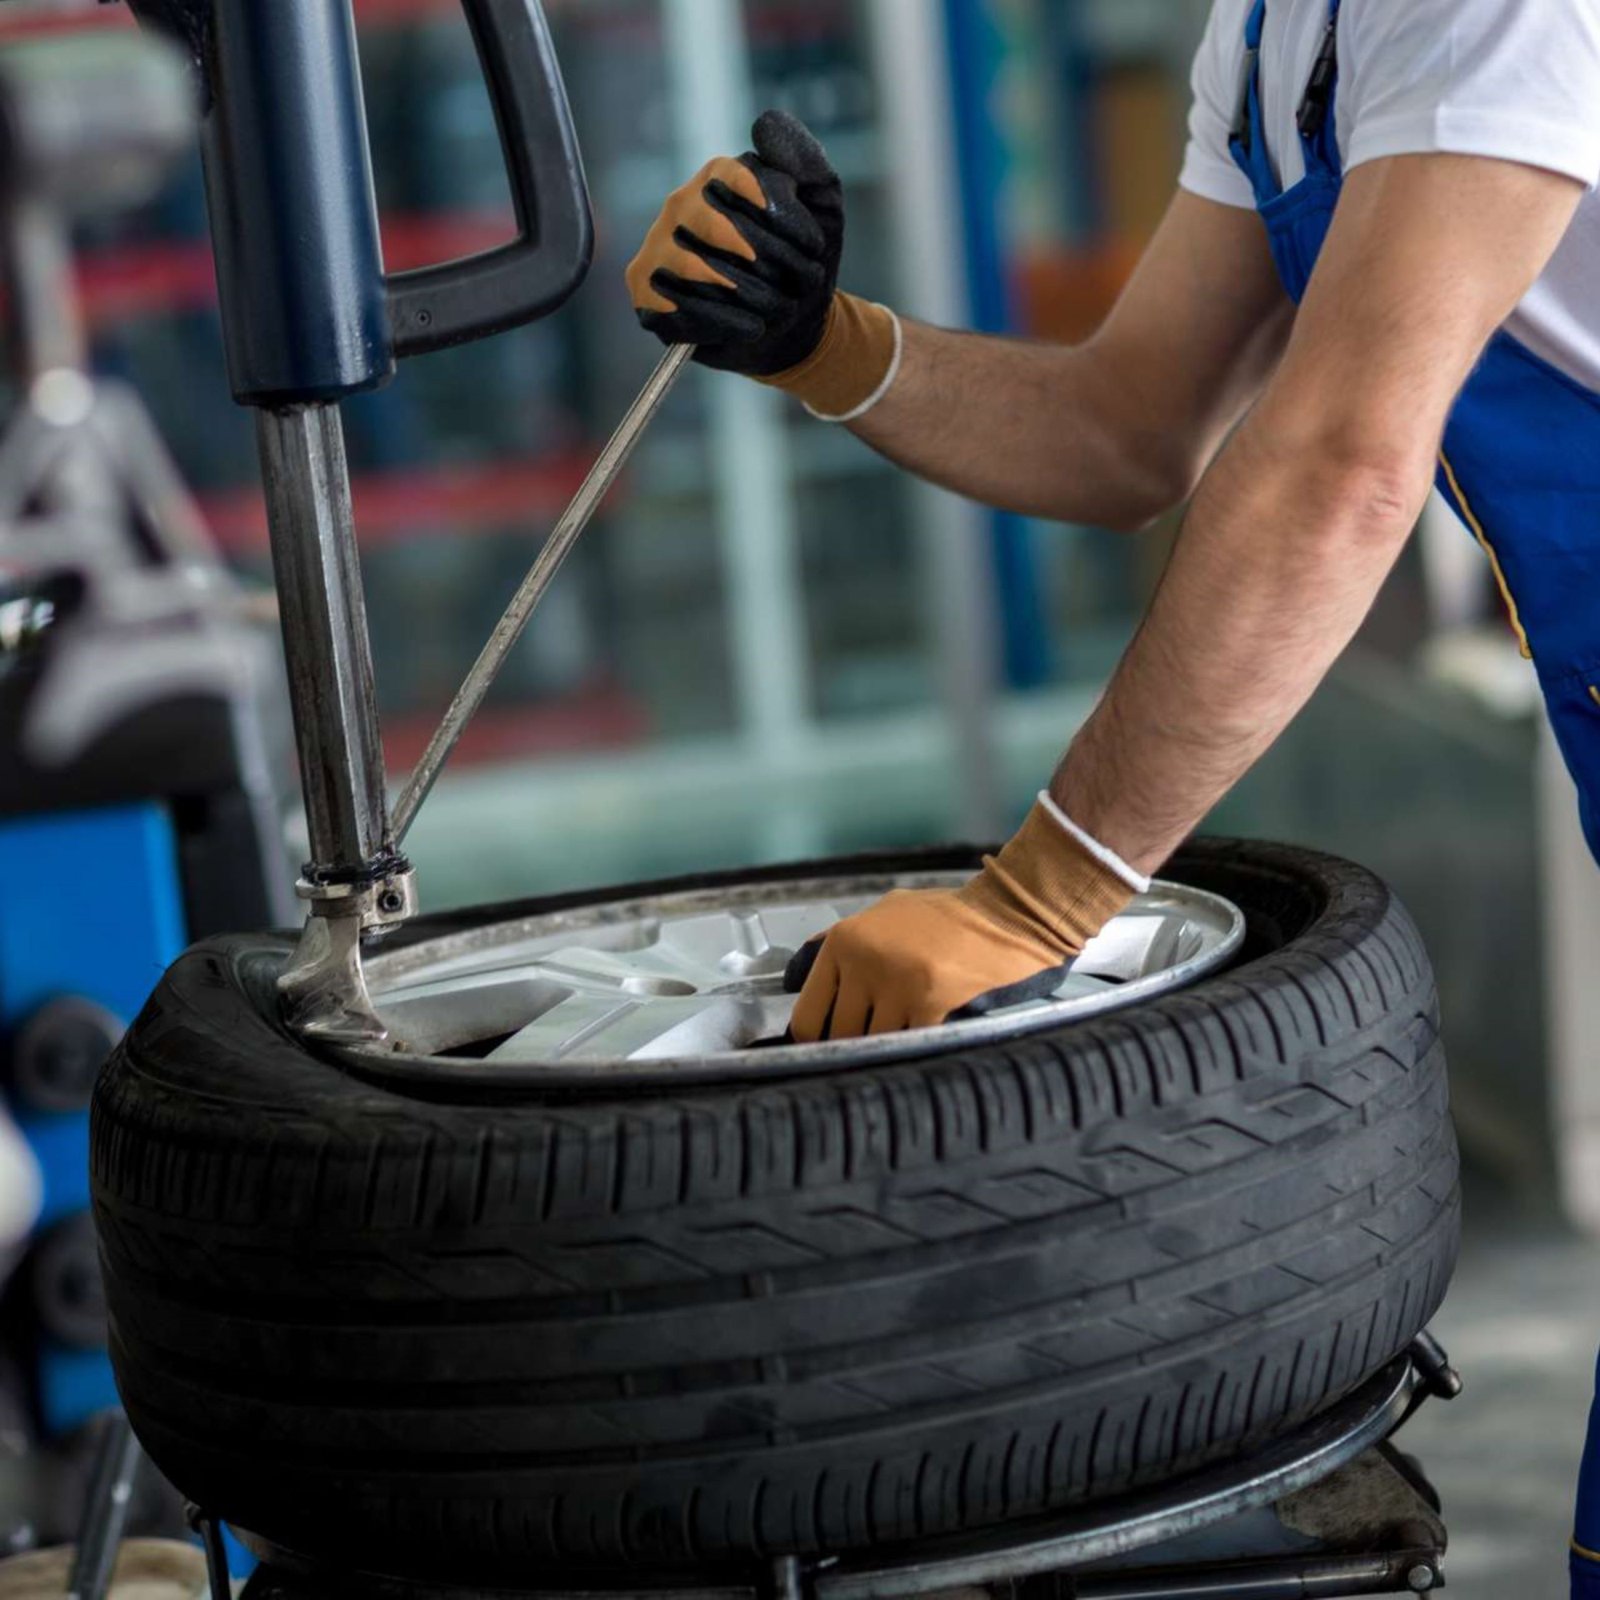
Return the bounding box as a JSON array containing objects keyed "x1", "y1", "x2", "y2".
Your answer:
[
  {"x1": 626, "y1": 110, "x2": 901, "y2": 420},
  {"x1": 785, "y1": 798, "x2": 1144, "y2": 1042}
]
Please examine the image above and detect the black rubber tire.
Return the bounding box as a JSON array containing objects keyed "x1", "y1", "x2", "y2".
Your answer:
[{"x1": 90, "y1": 839, "x2": 1458, "y2": 1585}]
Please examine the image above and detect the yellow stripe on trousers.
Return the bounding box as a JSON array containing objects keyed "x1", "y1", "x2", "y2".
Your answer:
[{"x1": 1438, "y1": 451, "x2": 1533, "y2": 660}]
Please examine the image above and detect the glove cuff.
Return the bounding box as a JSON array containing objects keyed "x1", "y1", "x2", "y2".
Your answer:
[
  {"x1": 1034, "y1": 790, "x2": 1150, "y2": 894},
  {"x1": 958, "y1": 799, "x2": 1139, "y2": 960},
  {"x1": 760, "y1": 293, "x2": 901, "y2": 420}
]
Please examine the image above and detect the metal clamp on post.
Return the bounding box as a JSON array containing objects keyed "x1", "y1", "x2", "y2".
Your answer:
[
  {"x1": 127, "y1": 0, "x2": 594, "y2": 1042},
  {"x1": 277, "y1": 864, "x2": 420, "y2": 1045}
]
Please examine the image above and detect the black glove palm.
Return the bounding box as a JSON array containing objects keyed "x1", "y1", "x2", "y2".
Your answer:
[{"x1": 632, "y1": 111, "x2": 844, "y2": 377}]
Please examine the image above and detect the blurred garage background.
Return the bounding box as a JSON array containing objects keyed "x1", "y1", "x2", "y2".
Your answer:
[{"x1": 0, "y1": 0, "x2": 1596, "y2": 1594}]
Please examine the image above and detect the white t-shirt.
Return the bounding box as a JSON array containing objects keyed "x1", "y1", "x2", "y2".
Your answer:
[{"x1": 1179, "y1": 0, "x2": 1600, "y2": 392}]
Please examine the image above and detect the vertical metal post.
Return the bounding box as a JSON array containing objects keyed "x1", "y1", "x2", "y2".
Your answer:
[
  {"x1": 663, "y1": 0, "x2": 817, "y2": 859},
  {"x1": 2, "y1": 198, "x2": 85, "y2": 384},
  {"x1": 258, "y1": 403, "x2": 415, "y2": 1043},
  {"x1": 870, "y1": 0, "x2": 1005, "y2": 840},
  {"x1": 256, "y1": 405, "x2": 392, "y2": 880}
]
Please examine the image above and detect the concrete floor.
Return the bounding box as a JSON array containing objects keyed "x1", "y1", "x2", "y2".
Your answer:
[{"x1": 1403, "y1": 1178, "x2": 1600, "y2": 1600}]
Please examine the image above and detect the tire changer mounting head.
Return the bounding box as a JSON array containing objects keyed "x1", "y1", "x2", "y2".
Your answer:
[{"x1": 124, "y1": 0, "x2": 594, "y2": 1043}]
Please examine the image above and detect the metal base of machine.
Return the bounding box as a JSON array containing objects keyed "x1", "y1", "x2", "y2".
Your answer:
[{"x1": 214, "y1": 1338, "x2": 1460, "y2": 1600}]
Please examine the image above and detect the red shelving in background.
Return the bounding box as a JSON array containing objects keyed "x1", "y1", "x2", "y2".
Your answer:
[
  {"x1": 74, "y1": 210, "x2": 590, "y2": 549},
  {"x1": 0, "y1": 0, "x2": 499, "y2": 41},
  {"x1": 198, "y1": 453, "x2": 595, "y2": 554},
  {"x1": 0, "y1": 7, "x2": 129, "y2": 40},
  {"x1": 73, "y1": 212, "x2": 514, "y2": 328}
]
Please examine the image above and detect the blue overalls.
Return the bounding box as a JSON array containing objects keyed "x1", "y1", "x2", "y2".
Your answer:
[{"x1": 1230, "y1": 1, "x2": 1600, "y2": 1590}]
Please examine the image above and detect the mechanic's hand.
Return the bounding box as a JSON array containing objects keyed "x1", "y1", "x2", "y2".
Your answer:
[
  {"x1": 785, "y1": 800, "x2": 1140, "y2": 1041},
  {"x1": 626, "y1": 110, "x2": 899, "y2": 419}
]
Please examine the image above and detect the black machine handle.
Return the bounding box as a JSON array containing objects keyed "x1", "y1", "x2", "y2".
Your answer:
[
  {"x1": 385, "y1": 0, "x2": 594, "y2": 358},
  {"x1": 126, "y1": 0, "x2": 594, "y2": 405}
]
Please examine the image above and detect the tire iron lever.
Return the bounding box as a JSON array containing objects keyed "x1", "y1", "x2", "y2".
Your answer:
[{"x1": 391, "y1": 342, "x2": 693, "y2": 844}]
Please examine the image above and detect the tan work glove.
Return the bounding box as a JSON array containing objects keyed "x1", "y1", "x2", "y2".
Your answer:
[
  {"x1": 626, "y1": 110, "x2": 900, "y2": 421},
  {"x1": 785, "y1": 798, "x2": 1144, "y2": 1041}
]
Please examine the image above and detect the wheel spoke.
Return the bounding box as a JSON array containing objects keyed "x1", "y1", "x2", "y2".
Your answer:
[
  {"x1": 489, "y1": 990, "x2": 771, "y2": 1062},
  {"x1": 652, "y1": 905, "x2": 839, "y2": 982},
  {"x1": 376, "y1": 968, "x2": 569, "y2": 1056}
]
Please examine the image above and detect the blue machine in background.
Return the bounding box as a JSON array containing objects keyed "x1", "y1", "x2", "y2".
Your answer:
[
  {"x1": 0, "y1": 806, "x2": 186, "y2": 1437},
  {"x1": 0, "y1": 25, "x2": 294, "y2": 1563}
]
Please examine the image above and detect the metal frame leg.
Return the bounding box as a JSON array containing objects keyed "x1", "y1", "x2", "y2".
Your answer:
[
  {"x1": 66, "y1": 1413, "x2": 142, "y2": 1600},
  {"x1": 1407, "y1": 1332, "x2": 1462, "y2": 1401},
  {"x1": 765, "y1": 1556, "x2": 809, "y2": 1600},
  {"x1": 189, "y1": 1504, "x2": 235, "y2": 1600}
]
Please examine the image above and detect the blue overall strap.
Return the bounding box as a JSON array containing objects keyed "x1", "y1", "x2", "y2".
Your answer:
[
  {"x1": 1229, "y1": 0, "x2": 1279, "y2": 204},
  {"x1": 1295, "y1": 0, "x2": 1344, "y2": 177}
]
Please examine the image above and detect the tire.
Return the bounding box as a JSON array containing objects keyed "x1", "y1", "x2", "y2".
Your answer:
[{"x1": 90, "y1": 839, "x2": 1458, "y2": 1585}]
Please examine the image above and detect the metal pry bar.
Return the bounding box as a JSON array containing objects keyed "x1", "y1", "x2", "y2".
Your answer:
[{"x1": 391, "y1": 341, "x2": 693, "y2": 843}]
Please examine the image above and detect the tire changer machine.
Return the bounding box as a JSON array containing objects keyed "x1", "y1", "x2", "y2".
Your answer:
[{"x1": 40, "y1": 1, "x2": 1464, "y2": 1595}]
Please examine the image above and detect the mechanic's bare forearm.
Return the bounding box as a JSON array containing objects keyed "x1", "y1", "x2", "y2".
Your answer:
[
  {"x1": 844, "y1": 194, "x2": 1294, "y2": 532},
  {"x1": 1051, "y1": 424, "x2": 1428, "y2": 874},
  {"x1": 848, "y1": 321, "x2": 1180, "y2": 530}
]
